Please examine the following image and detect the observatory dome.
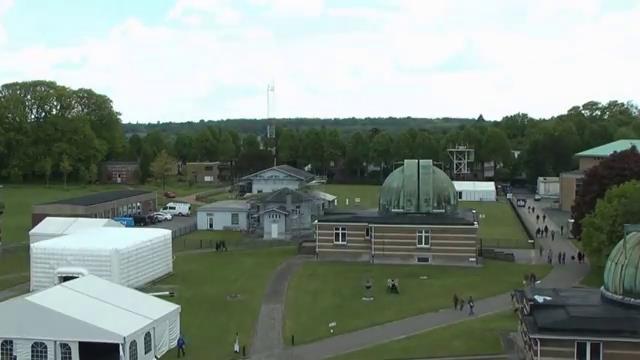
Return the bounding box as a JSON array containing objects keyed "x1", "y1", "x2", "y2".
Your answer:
[
  {"x1": 379, "y1": 160, "x2": 457, "y2": 214},
  {"x1": 602, "y1": 232, "x2": 640, "y2": 304}
]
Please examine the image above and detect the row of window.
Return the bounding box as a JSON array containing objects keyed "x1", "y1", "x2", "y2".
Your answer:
[
  {"x1": 92, "y1": 202, "x2": 143, "y2": 218},
  {"x1": 0, "y1": 332, "x2": 153, "y2": 360},
  {"x1": 333, "y1": 227, "x2": 431, "y2": 247},
  {"x1": 205, "y1": 213, "x2": 240, "y2": 225}
]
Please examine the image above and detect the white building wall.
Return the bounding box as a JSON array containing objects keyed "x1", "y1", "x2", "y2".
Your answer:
[
  {"x1": 118, "y1": 235, "x2": 173, "y2": 289},
  {"x1": 262, "y1": 213, "x2": 286, "y2": 240},
  {"x1": 252, "y1": 178, "x2": 301, "y2": 193},
  {"x1": 458, "y1": 189, "x2": 496, "y2": 201},
  {"x1": 197, "y1": 210, "x2": 248, "y2": 231}
]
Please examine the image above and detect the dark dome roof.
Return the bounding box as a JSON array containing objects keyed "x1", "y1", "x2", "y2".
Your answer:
[
  {"x1": 379, "y1": 160, "x2": 457, "y2": 214},
  {"x1": 602, "y1": 232, "x2": 640, "y2": 305}
]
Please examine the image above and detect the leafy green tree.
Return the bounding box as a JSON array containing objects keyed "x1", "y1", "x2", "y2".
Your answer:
[
  {"x1": 276, "y1": 128, "x2": 299, "y2": 165},
  {"x1": 60, "y1": 155, "x2": 73, "y2": 188},
  {"x1": 370, "y1": 132, "x2": 393, "y2": 181},
  {"x1": 581, "y1": 180, "x2": 640, "y2": 263},
  {"x1": 217, "y1": 130, "x2": 236, "y2": 162},
  {"x1": 150, "y1": 150, "x2": 176, "y2": 191},
  {"x1": 36, "y1": 158, "x2": 52, "y2": 186},
  {"x1": 88, "y1": 163, "x2": 98, "y2": 184},
  {"x1": 346, "y1": 131, "x2": 368, "y2": 178}
]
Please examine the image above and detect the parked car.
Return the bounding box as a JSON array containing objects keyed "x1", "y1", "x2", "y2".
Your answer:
[
  {"x1": 153, "y1": 212, "x2": 172, "y2": 222},
  {"x1": 146, "y1": 214, "x2": 158, "y2": 225},
  {"x1": 161, "y1": 202, "x2": 191, "y2": 216},
  {"x1": 164, "y1": 191, "x2": 177, "y2": 198},
  {"x1": 534, "y1": 194, "x2": 542, "y2": 201},
  {"x1": 133, "y1": 215, "x2": 148, "y2": 226}
]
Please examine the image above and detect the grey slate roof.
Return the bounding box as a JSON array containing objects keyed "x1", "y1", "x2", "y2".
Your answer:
[
  {"x1": 198, "y1": 200, "x2": 250, "y2": 212},
  {"x1": 522, "y1": 287, "x2": 640, "y2": 338},
  {"x1": 42, "y1": 190, "x2": 153, "y2": 206},
  {"x1": 242, "y1": 164, "x2": 315, "y2": 181},
  {"x1": 317, "y1": 209, "x2": 477, "y2": 226},
  {"x1": 257, "y1": 188, "x2": 316, "y2": 204}
]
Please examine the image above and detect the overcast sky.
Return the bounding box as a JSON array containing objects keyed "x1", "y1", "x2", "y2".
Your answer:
[{"x1": 0, "y1": 0, "x2": 638, "y2": 123}]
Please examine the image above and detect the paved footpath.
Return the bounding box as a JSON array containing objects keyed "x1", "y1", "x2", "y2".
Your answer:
[
  {"x1": 251, "y1": 200, "x2": 590, "y2": 360},
  {"x1": 251, "y1": 256, "x2": 312, "y2": 357}
]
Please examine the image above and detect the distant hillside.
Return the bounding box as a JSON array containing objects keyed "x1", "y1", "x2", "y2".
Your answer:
[{"x1": 122, "y1": 117, "x2": 477, "y2": 136}]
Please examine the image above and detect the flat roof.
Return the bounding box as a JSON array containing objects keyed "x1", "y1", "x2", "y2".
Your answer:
[
  {"x1": 198, "y1": 199, "x2": 250, "y2": 211},
  {"x1": 453, "y1": 181, "x2": 496, "y2": 192},
  {"x1": 576, "y1": 139, "x2": 640, "y2": 158},
  {"x1": 318, "y1": 209, "x2": 476, "y2": 226},
  {"x1": 523, "y1": 288, "x2": 640, "y2": 338},
  {"x1": 40, "y1": 190, "x2": 153, "y2": 206}
]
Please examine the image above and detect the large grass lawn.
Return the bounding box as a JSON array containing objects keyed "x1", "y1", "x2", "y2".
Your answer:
[
  {"x1": 317, "y1": 184, "x2": 380, "y2": 210},
  {"x1": 332, "y1": 311, "x2": 516, "y2": 360},
  {"x1": 463, "y1": 200, "x2": 530, "y2": 249},
  {"x1": 285, "y1": 260, "x2": 550, "y2": 344},
  {"x1": 156, "y1": 246, "x2": 294, "y2": 359}
]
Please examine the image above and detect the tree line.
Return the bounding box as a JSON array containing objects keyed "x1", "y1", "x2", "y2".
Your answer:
[{"x1": 1, "y1": 81, "x2": 639, "y2": 186}]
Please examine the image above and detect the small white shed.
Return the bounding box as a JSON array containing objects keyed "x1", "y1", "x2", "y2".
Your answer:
[
  {"x1": 537, "y1": 177, "x2": 560, "y2": 197},
  {"x1": 30, "y1": 227, "x2": 173, "y2": 291},
  {"x1": 29, "y1": 217, "x2": 124, "y2": 244},
  {"x1": 0, "y1": 275, "x2": 180, "y2": 360},
  {"x1": 453, "y1": 181, "x2": 497, "y2": 201},
  {"x1": 197, "y1": 200, "x2": 250, "y2": 231}
]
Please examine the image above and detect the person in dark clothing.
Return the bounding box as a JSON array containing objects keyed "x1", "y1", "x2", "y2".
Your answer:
[
  {"x1": 468, "y1": 296, "x2": 475, "y2": 315},
  {"x1": 536, "y1": 214, "x2": 540, "y2": 223},
  {"x1": 577, "y1": 251, "x2": 583, "y2": 264},
  {"x1": 453, "y1": 294, "x2": 459, "y2": 309},
  {"x1": 560, "y1": 225, "x2": 564, "y2": 236},
  {"x1": 557, "y1": 252, "x2": 562, "y2": 265},
  {"x1": 177, "y1": 335, "x2": 186, "y2": 357},
  {"x1": 562, "y1": 252, "x2": 566, "y2": 264},
  {"x1": 215, "y1": 241, "x2": 220, "y2": 251},
  {"x1": 459, "y1": 298, "x2": 465, "y2": 311},
  {"x1": 542, "y1": 214, "x2": 546, "y2": 223},
  {"x1": 544, "y1": 225, "x2": 549, "y2": 238},
  {"x1": 551, "y1": 230, "x2": 555, "y2": 241}
]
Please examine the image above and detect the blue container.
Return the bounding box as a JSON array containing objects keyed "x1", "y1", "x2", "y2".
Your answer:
[{"x1": 113, "y1": 216, "x2": 134, "y2": 227}]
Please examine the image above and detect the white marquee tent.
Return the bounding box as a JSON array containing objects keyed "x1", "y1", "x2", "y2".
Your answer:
[
  {"x1": 29, "y1": 217, "x2": 124, "y2": 244},
  {"x1": 0, "y1": 275, "x2": 180, "y2": 360},
  {"x1": 453, "y1": 181, "x2": 497, "y2": 202},
  {"x1": 30, "y1": 227, "x2": 173, "y2": 291}
]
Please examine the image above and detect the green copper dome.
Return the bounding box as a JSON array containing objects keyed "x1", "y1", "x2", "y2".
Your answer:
[
  {"x1": 379, "y1": 160, "x2": 457, "y2": 214},
  {"x1": 602, "y1": 232, "x2": 640, "y2": 303}
]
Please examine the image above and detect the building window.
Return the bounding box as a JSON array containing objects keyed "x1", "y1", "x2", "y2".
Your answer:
[
  {"x1": 458, "y1": 191, "x2": 463, "y2": 200},
  {"x1": 231, "y1": 213, "x2": 239, "y2": 225},
  {"x1": 144, "y1": 332, "x2": 152, "y2": 354},
  {"x1": 575, "y1": 341, "x2": 601, "y2": 360},
  {"x1": 31, "y1": 342, "x2": 48, "y2": 360},
  {"x1": 129, "y1": 340, "x2": 138, "y2": 360},
  {"x1": 1, "y1": 340, "x2": 13, "y2": 360},
  {"x1": 365, "y1": 227, "x2": 370, "y2": 238},
  {"x1": 417, "y1": 229, "x2": 431, "y2": 248},
  {"x1": 334, "y1": 227, "x2": 347, "y2": 244},
  {"x1": 60, "y1": 343, "x2": 72, "y2": 360}
]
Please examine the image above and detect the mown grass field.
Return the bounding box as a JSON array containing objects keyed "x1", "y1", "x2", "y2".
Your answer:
[
  {"x1": 285, "y1": 260, "x2": 550, "y2": 345},
  {"x1": 156, "y1": 247, "x2": 294, "y2": 359},
  {"x1": 317, "y1": 184, "x2": 381, "y2": 210},
  {"x1": 332, "y1": 311, "x2": 517, "y2": 360}
]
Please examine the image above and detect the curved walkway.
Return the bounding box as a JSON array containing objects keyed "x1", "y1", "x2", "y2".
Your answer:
[{"x1": 250, "y1": 200, "x2": 590, "y2": 360}]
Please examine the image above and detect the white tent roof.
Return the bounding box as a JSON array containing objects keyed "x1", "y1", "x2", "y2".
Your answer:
[
  {"x1": 310, "y1": 190, "x2": 337, "y2": 201},
  {"x1": 0, "y1": 275, "x2": 180, "y2": 343},
  {"x1": 29, "y1": 217, "x2": 123, "y2": 237},
  {"x1": 453, "y1": 181, "x2": 496, "y2": 192},
  {"x1": 31, "y1": 227, "x2": 172, "y2": 251}
]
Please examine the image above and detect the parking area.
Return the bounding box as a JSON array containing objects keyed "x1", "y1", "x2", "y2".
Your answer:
[{"x1": 149, "y1": 215, "x2": 196, "y2": 239}]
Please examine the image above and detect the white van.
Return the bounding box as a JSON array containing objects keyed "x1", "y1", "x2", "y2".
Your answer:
[{"x1": 161, "y1": 202, "x2": 191, "y2": 216}]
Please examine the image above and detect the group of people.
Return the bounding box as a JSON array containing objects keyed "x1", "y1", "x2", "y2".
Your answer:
[
  {"x1": 215, "y1": 240, "x2": 228, "y2": 252},
  {"x1": 535, "y1": 226, "x2": 552, "y2": 239},
  {"x1": 387, "y1": 278, "x2": 400, "y2": 294},
  {"x1": 452, "y1": 294, "x2": 475, "y2": 315}
]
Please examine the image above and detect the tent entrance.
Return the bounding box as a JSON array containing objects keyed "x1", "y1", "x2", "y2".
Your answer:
[{"x1": 79, "y1": 342, "x2": 119, "y2": 360}]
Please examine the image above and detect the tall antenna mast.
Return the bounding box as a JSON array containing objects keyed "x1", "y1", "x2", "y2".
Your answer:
[{"x1": 266, "y1": 82, "x2": 276, "y2": 166}]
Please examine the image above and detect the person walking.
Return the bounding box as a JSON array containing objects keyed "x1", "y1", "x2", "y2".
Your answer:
[
  {"x1": 453, "y1": 294, "x2": 459, "y2": 310},
  {"x1": 459, "y1": 298, "x2": 465, "y2": 311},
  {"x1": 177, "y1": 334, "x2": 186, "y2": 358},
  {"x1": 234, "y1": 332, "x2": 240, "y2": 354},
  {"x1": 468, "y1": 296, "x2": 475, "y2": 315},
  {"x1": 536, "y1": 214, "x2": 540, "y2": 223},
  {"x1": 548, "y1": 249, "x2": 553, "y2": 265},
  {"x1": 560, "y1": 225, "x2": 564, "y2": 237},
  {"x1": 557, "y1": 252, "x2": 562, "y2": 265},
  {"x1": 544, "y1": 225, "x2": 549, "y2": 238},
  {"x1": 542, "y1": 214, "x2": 546, "y2": 223},
  {"x1": 551, "y1": 230, "x2": 555, "y2": 241},
  {"x1": 577, "y1": 251, "x2": 583, "y2": 264},
  {"x1": 562, "y1": 252, "x2": 566, "y2": 264}
]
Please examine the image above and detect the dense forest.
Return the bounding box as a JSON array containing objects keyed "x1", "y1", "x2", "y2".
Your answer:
[{"x1": 1, "y1": 80, "x2": 639, "y2": 186}]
